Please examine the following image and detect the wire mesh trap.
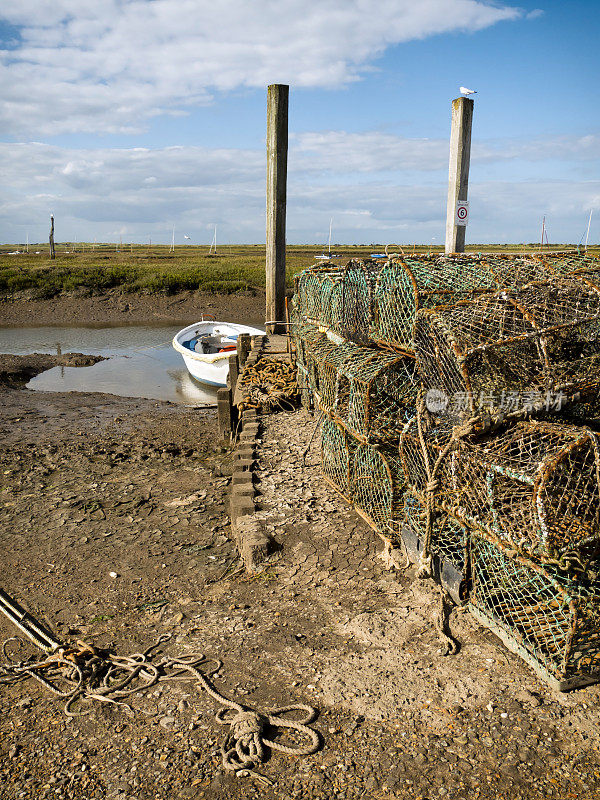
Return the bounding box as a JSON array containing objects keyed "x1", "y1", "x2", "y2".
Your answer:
[
  {"x1": 403, "y1": 489, "x2": 468, "y2": 578},
  {"x1": 320, "y1": 416, "x2": 405, "y2": 541},
  {"x1": 350, "y1": 441, "x2": 405, "y2": 541},
  {"x1": 292, "y1": 253, "x2": 584, "y2": 354},
  {"x1": 320, "y1": 415, "x2": 357, "y2": 498},
  {"x1": 369, "y1": 255, "x2": 499, "y2": 353},
  {"x1": 399, "y1": 416, "x2": 600, "y2": 565},
  {"x1": 292, "y1": 320, "x2": 418, "y2": 443},
  {"x1": 469, "y1": 532, "x2": 600, "y2": 690},
  {"x1": 413, "y1": 271, "x2": 600, "y2": 421},
  {"x1": 333, "y1": 350, "x2": 418, "y2": 444}
]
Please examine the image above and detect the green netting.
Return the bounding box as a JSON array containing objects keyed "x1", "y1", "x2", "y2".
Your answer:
[
  {"x1": 403, "y1": 489, "x2": 468, "y2": 575},
  {"x1": 320, "y1": 415, "x2": 356, "y2": 497},
  {"x1": 336, "y1": 350, "x2": 418, "y2": 443},
  {"x1": 469, "y1": 533, "x2": 600, "y2": 685},
  {"x1": 414, "y1": 271, "x2": 600, "y2": 420},
  {"x1": 399, "y1": 416, "x2": 600, "y2": 564},
  {"x1": 351, "y1": 442, "x2": 405, "y2": 538}
]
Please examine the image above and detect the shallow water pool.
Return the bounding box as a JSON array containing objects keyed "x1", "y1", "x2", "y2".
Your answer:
[{"x1": 0, "y1": 325, "x2": 220, "y2": 405}]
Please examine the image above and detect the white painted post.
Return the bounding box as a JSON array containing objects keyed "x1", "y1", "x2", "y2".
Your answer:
[
  {"x1": 445, "y1": 97, "x2": 474, "y2": 254},
  {"x1": 266, "y1": 83, "x2": 289, "y2": 334}
]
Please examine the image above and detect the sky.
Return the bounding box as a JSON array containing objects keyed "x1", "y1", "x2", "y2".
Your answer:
[{"x1": 0, "y1": 0, "x2": 599, "y2": 246}]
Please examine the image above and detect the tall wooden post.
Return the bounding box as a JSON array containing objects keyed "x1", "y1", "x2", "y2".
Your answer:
[
  {"x1": 49, "y1": 215, "x2": 56, "y2": 259},
  {"x1": 445, "y1": 97, "x2": 473, "y2": 254},
  {"x1": 266, "y1": 84, "x2": 289, "y2": 334}
]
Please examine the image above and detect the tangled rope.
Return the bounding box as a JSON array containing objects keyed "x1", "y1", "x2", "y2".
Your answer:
[
  {"x1": 236, "y1": 358, "x2": 298, "y2": 413},
  {"x1": 414, "y1": 390, "x2": 488, "y2": 580},
  {"x1": 0, "y1": 633, "x2": 320, "y2": 782}
]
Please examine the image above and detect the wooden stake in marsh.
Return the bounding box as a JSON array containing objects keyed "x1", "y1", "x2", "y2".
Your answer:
[
  {"x1": 49, "y1": 214, "x2": 56, "y2": 260},
  {"x1": 266, "y1": 83, "x2": 289, "y2": 334},
  {"x1": 445, "y1": 96, "x2": 473, "y2": 254}
]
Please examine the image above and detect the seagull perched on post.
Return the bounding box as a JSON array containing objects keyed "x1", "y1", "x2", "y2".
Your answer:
[{"x1": 459, "y1": 86, "x2": 477, "y2": 96}]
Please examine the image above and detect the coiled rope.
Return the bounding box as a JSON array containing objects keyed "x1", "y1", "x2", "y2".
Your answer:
[{"x1": 0, "y1": 633, "x2": 320, "y2": 783}]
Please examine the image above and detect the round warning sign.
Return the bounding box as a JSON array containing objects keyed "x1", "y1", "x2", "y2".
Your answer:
[{"x1": 455, "y1": 201, "x2": 469, "y2": 226}]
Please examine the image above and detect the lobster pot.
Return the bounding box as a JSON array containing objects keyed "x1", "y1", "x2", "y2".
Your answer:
[
  {"x1": 334, "y1": 262, "x2": 372, "y2": 343},
  {"x1": 320, "y1": 416, "x2": 356, "y2": 497},
  {"x1": 291, "y1": 317, "x2": 318, "y2": 369},
  {"x1": 308, "y1": 262, "x2": 375, "y2": 342},
  {"x1": 469, "y1": 533, "x2": 600, "y2": 690},
  {"x1": 314, "y1": 338, "x2": 365, "y2": 414},
  {"x1": 400, "y1": 417, "x2": 600, "y2": 563},
  {"x1": 403, "y1": 490, "x2": 468, "y2": 576},
  {"x1": 414, "y1": 272, "x2": 600, "y2": 421},
  {"x1": 335, "y1": 350, "x2": 418, "y2": 444},
  {"x1": 296, "y1": 361, "x2": 313, "y2": 410},
  {"x1": 370, "y1": 256, "x2": 498, "y2": 354},
  {"x1": 294, "y1": 266, "x2": 341, "y2": 324},
  {"x1": 302, "y1": 331, "x2": 333, "y2": 396},
  {"x1": 482, "y1": 252, "x2": 574, "y2": 289},
  {"x1": 539, "y1": 253, "x2": 600, "y2": 275},
  {"x1": 351, "y1": 443, "x2": 405, "y2": 537}
]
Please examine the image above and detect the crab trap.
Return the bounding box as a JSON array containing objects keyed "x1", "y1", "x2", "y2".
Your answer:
[
  {"x1": 351, "y1": 441, "x2": 405, "y2": 541},
  {"x1": 400, "y1": 415, "x2": 600, "y2": 566},
  {"x1": 402, "y1": 489, "x2": 470, "y2": 605},
  {"x1": 292, "y1": 253, "x2": 583, "y2": 355},
  {"x1": 333, "y1": 349, "x2": 418, "y2": 444},
  {"x1": 469, "y1": 532, "x2": 600, "y2": 690},
  {"x1": 320, "y1": 416, "x2": 405, "y2": 542},
  {"x1": 413, "y1": 271, "x2": 600, "y2": 421},
  {"x1": 320, "y1": 415, "x2": 357, "y2": 497}
]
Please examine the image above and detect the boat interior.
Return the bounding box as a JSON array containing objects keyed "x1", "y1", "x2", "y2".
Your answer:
[{"x1": 183, "y1": 333, "x2": 237, "y2": 355}]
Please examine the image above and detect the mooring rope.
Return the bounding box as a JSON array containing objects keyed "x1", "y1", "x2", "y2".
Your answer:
[{"x1": 0, "y1": 633, "x2": 320, "y2": 782}]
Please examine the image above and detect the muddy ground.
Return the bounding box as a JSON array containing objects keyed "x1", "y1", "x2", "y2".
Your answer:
[
  {"x1": 1, "y1": 346, "x2": 600, "y2": 799},
  {"x1": 0, "y1": 290, "x2": 266, "y2": 329}
]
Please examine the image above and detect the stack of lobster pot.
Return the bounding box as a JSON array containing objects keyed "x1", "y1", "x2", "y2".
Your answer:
[
  {"x1": 291, "y1": 258, "x2": 419, "y2": 546},
  {"x1": 291, "y1": 252, "x2": 582, "y2": 552},
  {"x1": 399, "y1": 267, "x2": 600, "y2": 689}
]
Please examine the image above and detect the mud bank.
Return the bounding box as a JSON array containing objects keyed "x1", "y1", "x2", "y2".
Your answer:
[
  {"x1": 0, "y1": 289, "x2": 266, "y2": 328},
  {"x1": 1, "y1": 381, "x2": 600, "y2": 799},
  {"x1": 0, "y1": 353, "x2": 105, "y2": 388}
]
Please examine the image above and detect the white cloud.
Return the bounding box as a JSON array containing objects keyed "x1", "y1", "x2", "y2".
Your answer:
[
  {"x1": 291, "y1": 131, "x2": 600, "y2": 175},
  {"x1": 0, "y1": 0, "x2": 522, "y2": 136},
  {"x1": 1, "y1": 137, "x2": 599, "y2": 245}
]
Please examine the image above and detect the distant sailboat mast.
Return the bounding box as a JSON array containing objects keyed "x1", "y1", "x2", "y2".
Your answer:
[
  {"x1": 209, "y1": 225, "x2": 217, "y2": 255},
  {"x1": 585, "y1": 209, "x2": 593, "y2": 252}
]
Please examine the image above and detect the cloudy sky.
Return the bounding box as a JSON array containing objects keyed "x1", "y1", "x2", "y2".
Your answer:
[{"x1": 1, "y1": 0, "x2": 599, "y2": 245}]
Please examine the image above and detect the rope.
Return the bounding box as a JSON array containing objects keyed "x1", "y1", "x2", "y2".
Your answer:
[
  {"x1": 414, "y1": 390, "x2": 489, "y2": 578},
  {"x1": 0, "y1": 633, "x2": 320, "y2": 781},
  {"x1": 434, "y1": 588, "x2": 460, "y2": 656},
  {"x1": 236, "y1": 358, "x2": 298, "y2": 413}
]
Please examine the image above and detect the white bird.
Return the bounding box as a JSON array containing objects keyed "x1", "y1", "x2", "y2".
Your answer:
[
  {"x1": 460, "y1": 86, "x2": 477, "y2": 96},
  {"x1": 184, "y1": 235, "x2": 191, "y2": 239}
]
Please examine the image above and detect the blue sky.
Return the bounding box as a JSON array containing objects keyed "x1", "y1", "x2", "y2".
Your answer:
[{"x1": 0, "y1": 0, "x2": 598, "y2": 245}]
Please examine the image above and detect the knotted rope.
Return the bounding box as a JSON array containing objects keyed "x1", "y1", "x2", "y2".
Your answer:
[
  {"x1": 414, "y1": 391, "x2": 486, "y2": 579},
  {"x1": 0, "y1": 633, "x2": 320, "y2": 782}
]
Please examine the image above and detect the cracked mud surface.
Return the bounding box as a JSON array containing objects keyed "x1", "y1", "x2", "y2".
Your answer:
[{"x1": 1, "y1": 380, "x2": 600, "y2": 800}]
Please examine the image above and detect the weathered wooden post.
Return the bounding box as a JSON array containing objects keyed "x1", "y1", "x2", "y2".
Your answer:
[
  {"x1": 266, "y1": 84, "x2": 289, "y2": 334},
  {"x1": 49, "y1": 215, "x2": 56, "y2": 260},
  {"x1": 237, "y1": 333, "x2": 251, "y2": 368},
  {"x1": 445, "y1": 97, "x2": 474, "y2": 254}
]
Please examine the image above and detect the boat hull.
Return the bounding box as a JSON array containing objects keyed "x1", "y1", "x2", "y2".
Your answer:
[{"x1": 172, "y1": 321, "x2": 265, "y2": 388}]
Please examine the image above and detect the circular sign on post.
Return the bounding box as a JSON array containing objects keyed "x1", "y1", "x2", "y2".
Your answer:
[{"x1": 455, "y1": 201, "x2": 469, "y2": 226}]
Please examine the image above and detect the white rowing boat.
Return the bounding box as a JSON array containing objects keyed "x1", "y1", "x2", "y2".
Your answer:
[{"x1": 172, "y1": 320, "x2": 265, "y2": 387}]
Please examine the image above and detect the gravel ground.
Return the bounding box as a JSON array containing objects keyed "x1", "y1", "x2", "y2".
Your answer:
[{"x1": 1, "y1": 370, "x2": 600, "y2": 800}]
